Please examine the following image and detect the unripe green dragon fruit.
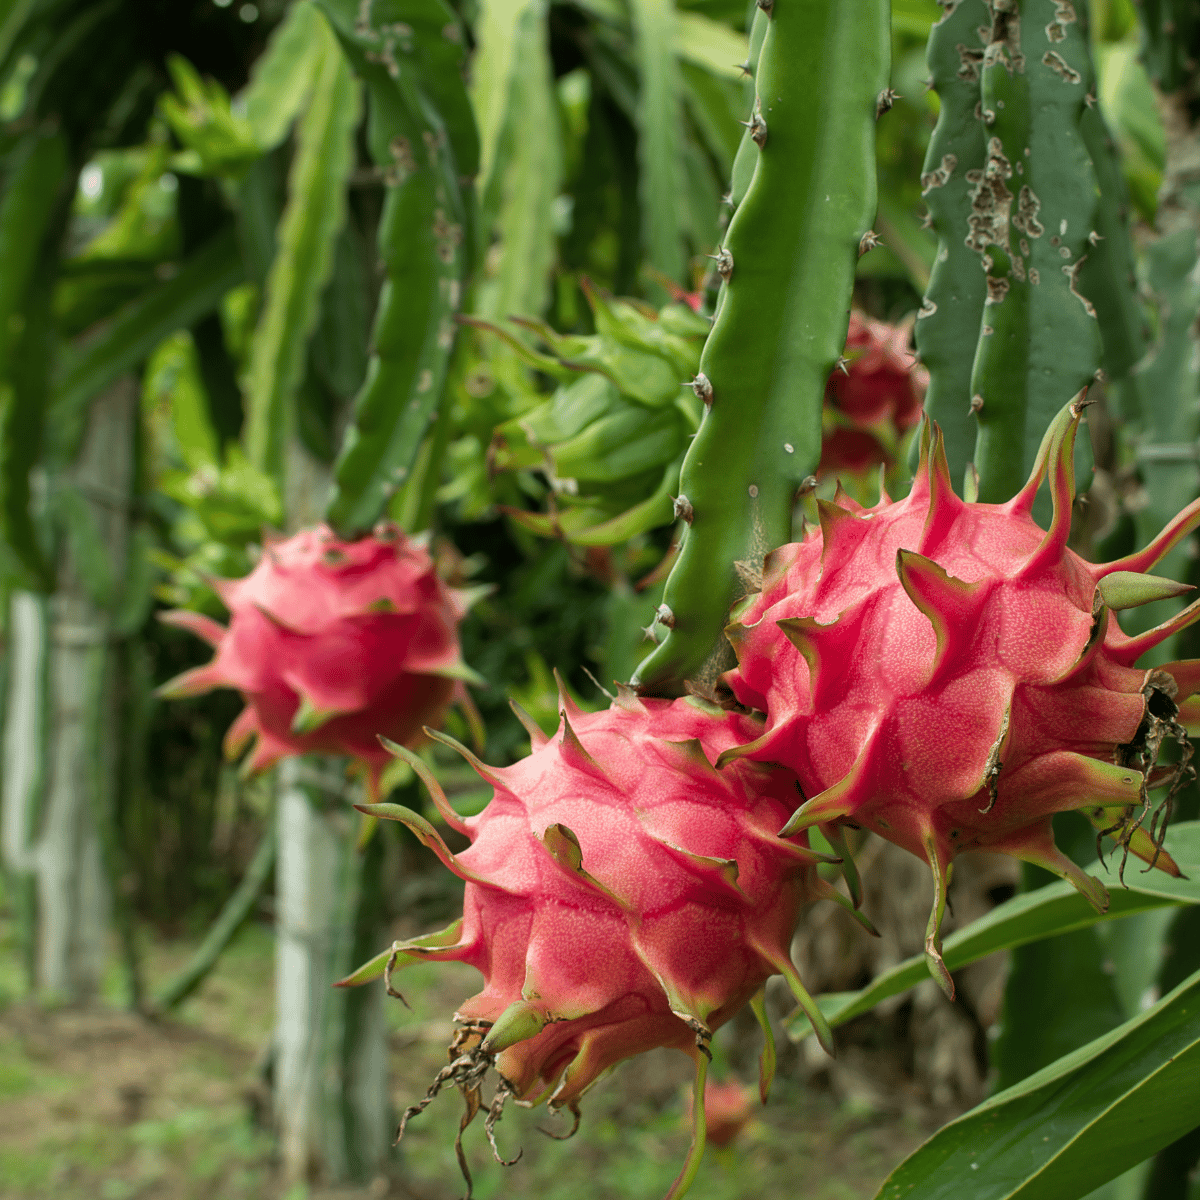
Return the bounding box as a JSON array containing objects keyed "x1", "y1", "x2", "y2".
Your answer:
[
  {"x1": 722, "y1": 399, "x2": 1197, "y2": 995},
  {"x1": 343, "y1": 692, "x2": 863, "y2": 1198},
  {"x1": 157, "y1": 522, "x2": 479, "y2": 795},
  {"x1": 466, "y1": 281, "x2": 710, "y2": 546}
]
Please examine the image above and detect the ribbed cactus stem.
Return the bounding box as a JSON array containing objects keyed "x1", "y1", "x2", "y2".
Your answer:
[
  {"x1": 912, "y1": 0, "x2": 989, "y2": 491},
  {"x1": 633, "y1": 0, "x2": 889, "y2": 694},
  {"x1": 969, "y1": 0, "x2": 1103, "y2": 504}
]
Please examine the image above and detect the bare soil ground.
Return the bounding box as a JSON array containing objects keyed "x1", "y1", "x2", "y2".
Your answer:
[{"x1": 0, "y1": 919, "x2": 943, "y2": 1200}]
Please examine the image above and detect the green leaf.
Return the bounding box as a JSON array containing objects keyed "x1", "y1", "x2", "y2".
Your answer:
[
  {"x1": 674, "y1": 11, "x2": 749, "y2": 81},
  {"x1": 0, "y1": 0, "x2": 35, "y2": 70},
  {"x1": 874, "y1": 967, "x2": 1200, "y2": 1200},
  {"x1": 788, "y1": 822, "x2": 1200, "y2": 1042},
  {"x1": 473, "y1": 0, "x2": 561, "y2": 320},
  {"x1": 471, "y1": 0, "x2": 533, "y2": 190},
  {"x1": 242, "y1": 14, "x2": 360, "y2": 483},
  {"x1": 630, "y1": 0, "x2": 687, "y2": 288},
  {"x1": 991, "y1": 913, "x2": 1128, "y2": 1092},
  {"x1": 681, "y1": 63, "x2": 747, "y2": 176},
  {"x1": 50, "y1": 228, "x2": 244, "y2": 464}
]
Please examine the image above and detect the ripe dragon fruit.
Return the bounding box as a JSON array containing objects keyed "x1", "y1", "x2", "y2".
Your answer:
[
  {"x1": 157, "y1": 522, "x2": 480, "y2": 795},
  {"x1": 341, "y1": 691, "x2": 869, "y2": 1198},
  {"x1": 722, "y1": 398, "x2": 1198, "y2": 996},
  {"x1": 820, "y1": 311, "x2": 927, "y2": 477}
]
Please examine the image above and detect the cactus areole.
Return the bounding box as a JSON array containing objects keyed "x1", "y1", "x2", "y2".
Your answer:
[
  {"x1": 342, "y1": 695, "x2": 869, "y2": 1198},
  {"x1": 723, "y1": 400, "x2": 1199, "y2": 994},
  {"x1": 157, "y1": 522, "x2": 479, "y2": 794}
]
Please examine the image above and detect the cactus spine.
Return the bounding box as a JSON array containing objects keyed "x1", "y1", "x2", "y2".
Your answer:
[{"x1": 634, "y1": 0, "x2": 890, "y2": 693}]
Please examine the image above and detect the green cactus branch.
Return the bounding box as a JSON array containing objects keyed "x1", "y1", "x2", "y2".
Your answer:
[
  {"x1": 633, "y1": 0, "x2": 889, "y2": 695},
  {"x1": 243, "y1": 14, "x2": 360, "y2": 486},
  {"x1": 968, "y1": 2, "x2": 1103, "y2": 504},
  {"x1": 319, "y1": 0, "x2": 478, "y2": 538},
  {"x1": 912, "y1": 0, "x2": 988, "y2": 492}
]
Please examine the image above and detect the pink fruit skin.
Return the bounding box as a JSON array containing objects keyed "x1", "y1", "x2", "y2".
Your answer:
[
  {"x1": 158, "y1": 524, "x2": 474, "y2": 790},
  {"x1": 394, "y1": 696, "x2": 822, "y2": 1112},
  {"x1": 725, "y1": 404, "x2": 1198, "y2": 912},
  {"x1": 821, "y1": 312, "x2": 927, "y2": 475}
]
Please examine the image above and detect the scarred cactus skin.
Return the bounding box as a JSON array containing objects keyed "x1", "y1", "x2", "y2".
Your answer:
[
  {"x1": 723, "y1": 400, "x2": 1200, "y2": 995},
  {"x1": 344, "y1": 693, "x2": 863, "y2": 1198},
  {"x1": 157, "y1": 522, "x2": 478, "y2": 793},
  {"x1": 821, "y1": 312, "x2": 927, "y2": 476}
]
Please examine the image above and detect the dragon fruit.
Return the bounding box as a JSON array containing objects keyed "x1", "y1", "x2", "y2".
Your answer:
[
  {"x1": 342, "y1": 691, "x2": 864, "y2": 1198},
  {"x1": 820, "y1": 311, "x2": 926, "y2": 477},
  {"x1": 723, "y1": 399, "x2": 1198, "y2": 996},
  {"x1": 157, "y1": 522, "x2": 479, "y2": 795}
]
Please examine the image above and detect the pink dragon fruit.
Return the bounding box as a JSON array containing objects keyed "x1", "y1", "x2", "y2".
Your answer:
[
  {"x1": 342, "y1": 691, "x2": 865, "y2": 1198},
  {"x1": 723, "y1": 398, "x2": 1197, "y2": 995},
  {"x1": 820, "y1": 311, "x2": 927, "y2": 476},
  {"x1": 157, "y1": 522, "x2": 479, "y2": 795}
]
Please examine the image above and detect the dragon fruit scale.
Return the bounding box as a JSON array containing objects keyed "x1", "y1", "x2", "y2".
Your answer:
[
  {"x1": 157, "y1": 522, "x2": 480, "y2": 795},
  {"x1": 723, "y1": 398, "x2": 1199, "y2": 996},
  {"x1": 342, "y1": 691, "x2": 864, "y2": 1199}
]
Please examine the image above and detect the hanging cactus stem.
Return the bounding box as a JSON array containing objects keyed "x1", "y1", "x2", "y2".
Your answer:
[
  {"x1": 635, "y1": 0, "x2": 890, "y2": 694},
  {"x1": 969, "y1": 4, "x2": 1103, "y2": 502},
  {"x1": 913, "y1": 0, "x2": 988, "y2": 485}
]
